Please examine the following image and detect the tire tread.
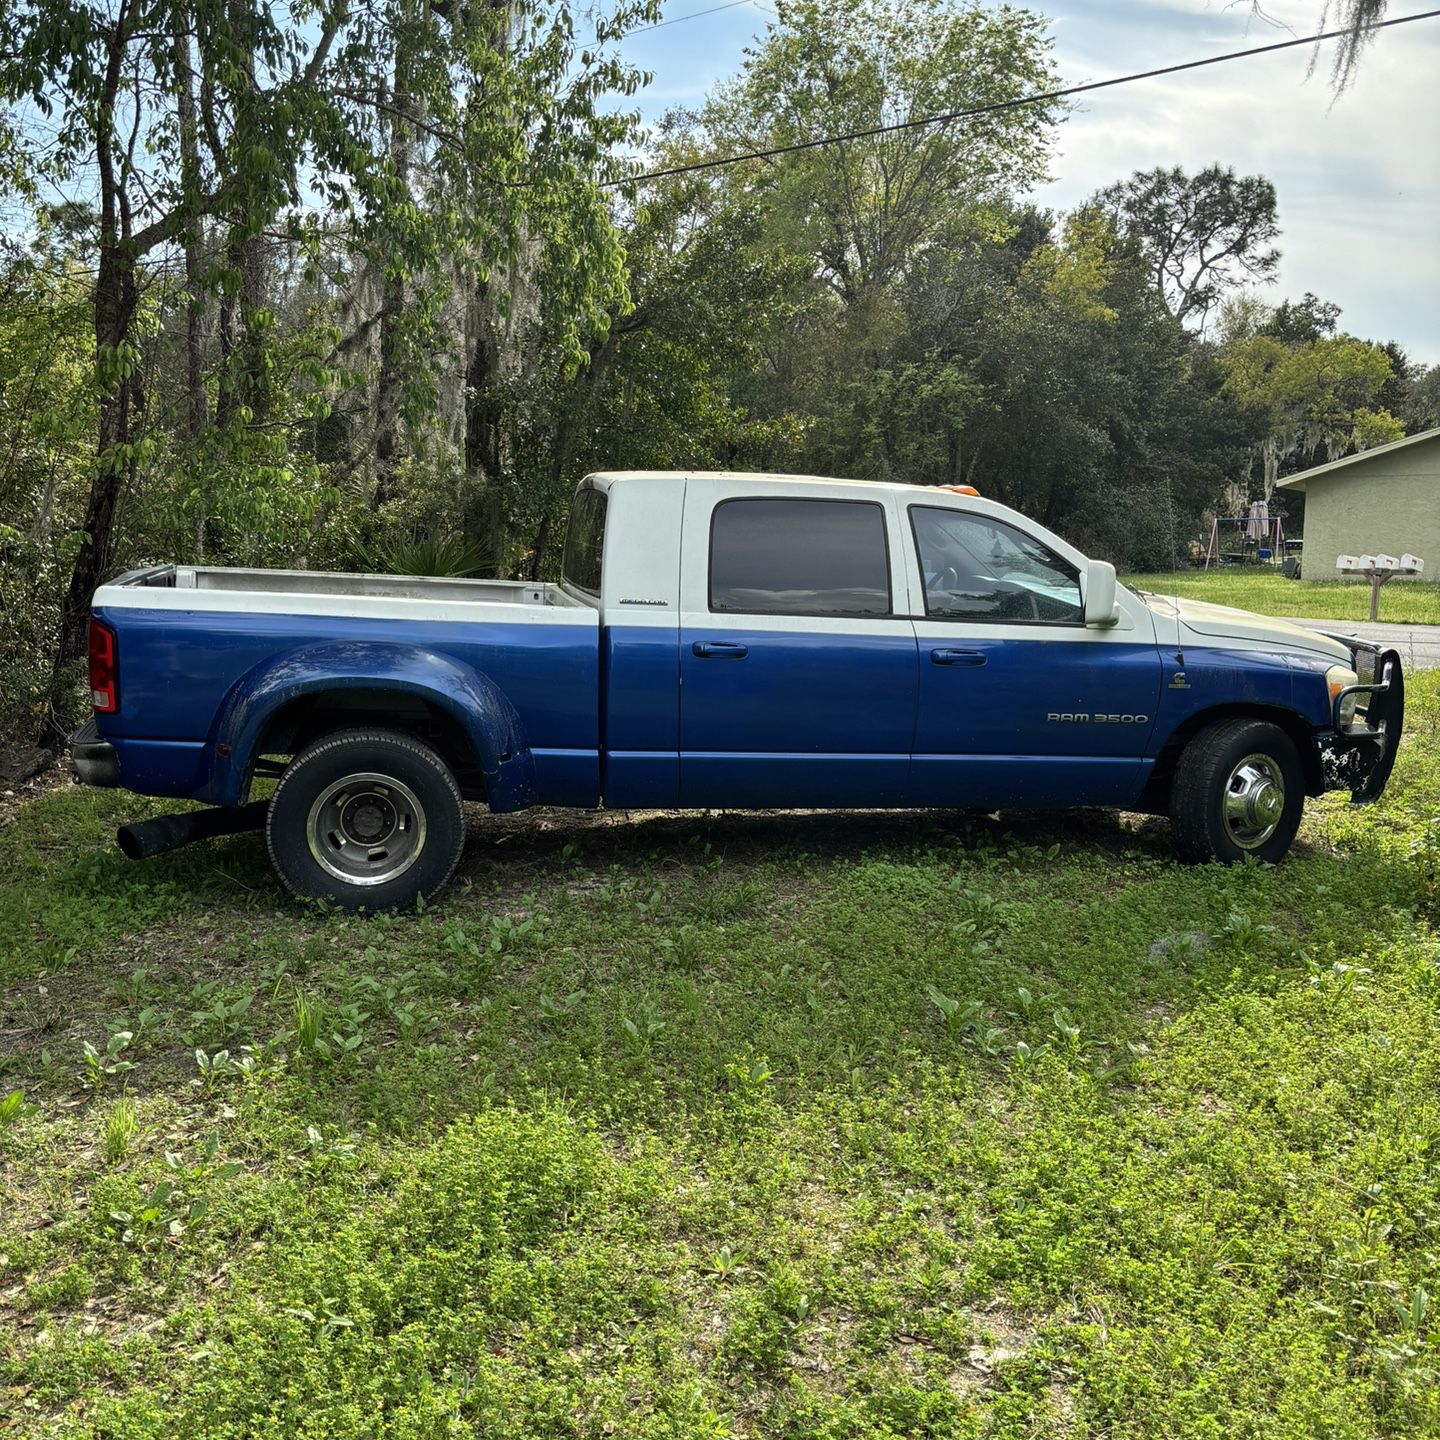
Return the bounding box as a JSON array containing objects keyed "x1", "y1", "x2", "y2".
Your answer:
[
  {"x1": 265, "y1": 728, "x2": 465, "y2": 908},
  {"x1": 1169, "y1": 717, "x2": 1303, "y2": 866}
]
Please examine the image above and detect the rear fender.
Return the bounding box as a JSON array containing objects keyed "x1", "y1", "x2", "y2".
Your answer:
[{"x1": 198, "y1": 642, "x2": 534, "y2": 810}]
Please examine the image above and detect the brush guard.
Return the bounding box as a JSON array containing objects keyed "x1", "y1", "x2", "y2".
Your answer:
[{"x1": 1315, "y1": 643, "x2": 1404, "y2": 804}]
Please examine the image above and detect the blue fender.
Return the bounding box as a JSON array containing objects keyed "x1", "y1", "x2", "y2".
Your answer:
[{"x1": 196, "y1": 641, "x2": 535, "y2": 811}]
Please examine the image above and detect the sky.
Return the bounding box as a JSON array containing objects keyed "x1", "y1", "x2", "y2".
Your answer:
[{"x1": 610, "y1": 0, "x2": 1440, "y2": 365}]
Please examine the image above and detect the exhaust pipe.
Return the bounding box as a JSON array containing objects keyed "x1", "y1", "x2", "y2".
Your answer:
[{"x1": 117, "y1": 800, "x2": 269, "y2": 861}]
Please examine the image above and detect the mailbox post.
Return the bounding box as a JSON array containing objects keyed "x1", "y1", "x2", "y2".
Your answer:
[{"x1": 1335, "y1": 553, "x2": 1426, "y2": 621}]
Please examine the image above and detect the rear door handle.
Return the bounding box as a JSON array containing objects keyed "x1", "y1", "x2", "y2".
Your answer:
[
  {"x1": 692, "y1": 641, "x2": 749, "y2": 659},
  {"x1": 930, "y1": 647, "x2": 986, "y2": 667}
]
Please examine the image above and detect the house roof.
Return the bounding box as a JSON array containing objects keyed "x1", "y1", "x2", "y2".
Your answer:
[{"x1": 1276, "y1": 426, "x2": 1440, "y2": 491}]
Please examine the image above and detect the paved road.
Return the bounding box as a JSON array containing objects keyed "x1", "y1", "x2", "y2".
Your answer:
[{"x1": 1284, "y1": 617, "x2": 1440, "y2": 671}]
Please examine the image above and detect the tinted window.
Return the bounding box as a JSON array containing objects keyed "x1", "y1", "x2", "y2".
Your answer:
[
  {"x1": 562, "y1": 487, "x2": 607, "y2": 595},
  {"x1": 710, "y1": 498, "x2": 891, "y2": 616},
  {"x1": 911, "y1": 506, "x2": 1082, "y2": 624}
]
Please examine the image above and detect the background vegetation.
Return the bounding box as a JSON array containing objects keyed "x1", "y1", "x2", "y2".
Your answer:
[
  {"x1": 1, "y1": 0, "x2": 1436, "y2": 757},
  {"x1": 3, "y1": 674, "x2": 1439, "y2": 1437},
  {"x1": 1121, "y1": 572, "x2": 1440, "y2": 626}
]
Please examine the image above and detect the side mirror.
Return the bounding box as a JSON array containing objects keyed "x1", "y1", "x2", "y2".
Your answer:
[{"x1": 1083, "y1": 559, "x2": 1120, "y2": 627}]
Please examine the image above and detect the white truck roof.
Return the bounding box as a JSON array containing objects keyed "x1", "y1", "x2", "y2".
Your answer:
[{"x1": 586, "y1": 470, "x2": 962, "y2": 502}]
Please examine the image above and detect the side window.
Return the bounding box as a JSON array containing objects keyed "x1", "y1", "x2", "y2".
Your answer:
[
  {"x1": 561, "y1": 487, "x2": 607, "y2": 595},
  {"x1": 910, "y1": 506, "x2": 1082, "y2": 624},
  {"x1": 709, "y1": 498, "x2": 892, "y2": 617}
]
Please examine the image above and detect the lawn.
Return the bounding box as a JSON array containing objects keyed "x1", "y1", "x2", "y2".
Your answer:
[
  {"x1": 4, "y1": 686, "x2": 1440, "y2": 1439},
  {"x1": 1122, "y1": 570, "x2": 1440, "y2": 625}
]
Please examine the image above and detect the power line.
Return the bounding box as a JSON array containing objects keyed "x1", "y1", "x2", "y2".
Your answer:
[
  {"x1": 605, "y1": 7, "x2": 1440, "y2": 187},
  {"x1": 625, "y1": 0, "x2": 762, "y2": 37}
]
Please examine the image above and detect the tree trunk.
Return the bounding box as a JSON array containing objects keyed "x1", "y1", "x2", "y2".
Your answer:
[
  {"x1": 527, "y1": 340, "x2": 617, "y2": 580},
  {"x1": 46, "y1": 244, "x2": 139, "y2": 742},
  {"x1": 372, "y1": 268, "x2": 406, "y2": 509},
  {"x1": 42, "y1": 9, "x2": 137, "y2": 743},
  {"x1": 215, "y1": 230, "x2": 267, "y2": 430},
  {"x1": 173, "y1": 18, "x2": 211, "y2": 559},
  {"x1": 372, "y1": 32, "x2": 420, "y2": 511}
]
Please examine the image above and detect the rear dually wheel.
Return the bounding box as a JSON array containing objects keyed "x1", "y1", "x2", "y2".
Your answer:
[{"x1": 266, "y1": 728, "x2": 466, "y2": 911}]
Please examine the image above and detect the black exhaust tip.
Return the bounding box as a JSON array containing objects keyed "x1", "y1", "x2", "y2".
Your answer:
[{"x1": 117, "y1": 800, "x2": 269, "y2": 861}]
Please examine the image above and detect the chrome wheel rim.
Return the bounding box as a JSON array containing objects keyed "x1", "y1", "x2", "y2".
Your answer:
[
  {"x1": 1223, "y1": 753, "x2": 1286, "y2": 850},
  {"x1": 306, "y1": 772, "x2": 426, "y2": 887}
]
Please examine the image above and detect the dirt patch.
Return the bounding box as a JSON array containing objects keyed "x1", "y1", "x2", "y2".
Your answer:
[{"x1": 0, "y1": 760, "x2": 72, "y2": 830}]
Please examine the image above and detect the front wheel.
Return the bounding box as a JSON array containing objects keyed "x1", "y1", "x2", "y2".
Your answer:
[
  {"x1": 266, "y1": 728, "x2": 466, "y2": 910},
  {"x1": 1169, "y1": 718, "x2": 1305, "y2": 865}
]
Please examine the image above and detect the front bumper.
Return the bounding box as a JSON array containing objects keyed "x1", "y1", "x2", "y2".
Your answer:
[
  {"x1": 1315, "y1": 643, "x2": 1404, "y2": 803},
  {"x1": 69, "y1": 718, "x2": 120, "y2": 788}
]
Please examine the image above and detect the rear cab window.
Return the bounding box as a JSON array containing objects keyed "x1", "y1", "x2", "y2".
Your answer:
[
  {"x1": 709, "y1": 498, "x2": 892, "y2": 617},
  {"x1": 562, "y1": 487, "x2": 608, "y2": 596}
]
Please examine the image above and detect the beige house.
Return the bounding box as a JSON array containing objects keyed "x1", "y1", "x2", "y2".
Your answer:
[{"x1": 1278, "y1": 427, "x2": 1440, "y2": 579}]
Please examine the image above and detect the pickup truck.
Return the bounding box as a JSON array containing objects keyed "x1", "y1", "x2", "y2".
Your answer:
[{"x1": 70, "y1": 471, "x2": 1403, "y2": 910}]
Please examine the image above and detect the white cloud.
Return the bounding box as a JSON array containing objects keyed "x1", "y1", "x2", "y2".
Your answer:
[
  {"x1": 1033, "y1": 2, "x2": 1440, "y2": 362},
  {"x1": 624, "y1": 0, "x2": 1440, "y2": 364}
]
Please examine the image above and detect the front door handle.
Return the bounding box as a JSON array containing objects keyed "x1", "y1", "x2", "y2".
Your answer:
[
  {"x1": 692, "y1": 641, "x2": 749, "y2": 659},
  {"x1": 930, "y1": 647, "x2": 986, "y2": 667}
]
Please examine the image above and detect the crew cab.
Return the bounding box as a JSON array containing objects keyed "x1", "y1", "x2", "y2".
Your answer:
[{"x1": 70, "y1": 472, "x2": 1404, "y2": 909}]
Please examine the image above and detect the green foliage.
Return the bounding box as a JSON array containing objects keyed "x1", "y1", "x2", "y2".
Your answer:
[
  {"x1": 101, "y1": 1098, "x2": 138, "y2": 1164},
  {"x1": 348, "y1": 531, "x2": 491, "y2": 579},
  {"x1": 0, "y1": 0, "x2": 1426, "y2": 732},
  {"x1": 79, "y1": 1030, "x2": 135, "y2": 1091},
  {"x1": 0, "y1": 249, "x2": 98, "y2": 739},
  {"x1": 1096, "y1": 164, "x2": 1281, "y2": 324},
  {"x1": 2, "y1": 674, "x2": 1440, "y2": 1434},
  {"x1": 0, "y1": 1087, "x2": 37, "y2": 1130},
  {"x1": 1121, "y1": 570, "x2": 1440, "y2": 625},
  {"x1": 1221, "y1": 330, "x2": 1404, "y2": 496}
]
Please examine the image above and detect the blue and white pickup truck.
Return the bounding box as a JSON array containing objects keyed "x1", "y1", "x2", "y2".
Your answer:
[{"x1": 70, "y1": 472, "x2": 1403, "y2": 909}]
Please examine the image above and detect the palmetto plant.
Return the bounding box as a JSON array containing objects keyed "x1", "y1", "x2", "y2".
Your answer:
[{"x1": 348, "y1": 533, "x2": 492, "y2": 579}]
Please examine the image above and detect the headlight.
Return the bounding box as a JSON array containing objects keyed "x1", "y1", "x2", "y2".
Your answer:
[{"x1": 1326, "y1": 664, "x2": 1361, "y2": 729}]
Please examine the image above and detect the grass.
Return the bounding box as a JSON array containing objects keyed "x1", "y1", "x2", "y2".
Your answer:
[
  {"x1": 1123, "y1": 570, "x2": 1440, "y2": 625},
  {"x1": 3, "y1": 683, "x2": 1440, "y2": 1437}
]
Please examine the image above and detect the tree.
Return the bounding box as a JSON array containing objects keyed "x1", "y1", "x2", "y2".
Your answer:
[
  {"x1": 502, "y1": 163, "x2": 811, "y2": 575},
  {"x1": 931, "y1": 205, "x2": 1256, "y2": 563},
  {"x1": 0, "y1": 0, "x2": 652, "y2": 741},
  {"x1": 1261, "y1": 292, "x2": 1342, "y2": 344},
  {"x1": 702, "y1": 0, "x2": 1060, "y2": 309},
  {"x1": 0, "y1": 237, "x2": 96, "y2": 744},
  {"x1": 1399, "y1": 365, "x2": 1440, "y2": 432},
  {"x1": 1221, "y1": 332, "x2": 1404, "y2": 497},
  {"x1": 1095, "y1": 166, "x2": 1280, "y2": 328}
]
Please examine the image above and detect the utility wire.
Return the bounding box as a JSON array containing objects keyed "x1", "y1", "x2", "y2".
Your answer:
[
  {"x1": 625, "y1": 0, "x2": 761, "y2": 36},
  {"x1": 605, "y1": 7, "x2": 1440, "y2": 187}
]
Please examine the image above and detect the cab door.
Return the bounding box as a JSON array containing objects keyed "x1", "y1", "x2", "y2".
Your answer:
[
  {"x1": 902, "y1": 501, "x2": 1162, "y2": 808},
  {"x1": 678, "y1": 480, "x2": 918, "y2": 808}
]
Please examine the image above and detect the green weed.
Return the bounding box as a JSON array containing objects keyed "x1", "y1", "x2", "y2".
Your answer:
[{"x1": 2, "y1": 672, "x2": 1440, "y2": 1438}]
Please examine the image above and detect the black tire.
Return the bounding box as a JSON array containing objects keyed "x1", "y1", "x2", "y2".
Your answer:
[
  {"x1": 1169, "y1": 718, "x2": 1305, "y2": 865},
  {"x1": 266, "y1": 728, "x2": 466, "y2": 911}
]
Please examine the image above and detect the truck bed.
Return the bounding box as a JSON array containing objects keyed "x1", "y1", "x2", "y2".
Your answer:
[
  {"x1": 90, "y1": 562, "x2": 603, "y2": 810},
  {"x1": 119, "y1": 565, "x2": 586, "y2": 609}
]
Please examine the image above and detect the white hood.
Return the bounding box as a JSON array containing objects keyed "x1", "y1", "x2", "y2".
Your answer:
[{"x1": 1138, "y1": 593, "x2": 1351, "y2": 663}]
